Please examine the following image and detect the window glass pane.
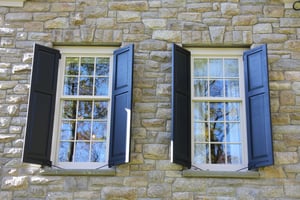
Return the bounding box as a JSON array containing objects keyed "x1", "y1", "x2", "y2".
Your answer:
[
  {"x1": 194, "y1": 122, "x2": 207, "y2": 142},
  {"x1": 65, "y1": 57, "x2": 79, "y2": 75},
  {"x1": 210, "y1": 143, "x2": 225, "y2": 164},
  {"x1": 210, "y1": 102, "x2": 224, "y2": 121},
  {"x1": 62, "y1": 100, "x2": 77, "y2": 119},
  {"x1": 194, "y1": 58, "x2": 207, "y2": 77},
  {"x1": 64, "y1": 77, "x2": 78, "y2": 95},
  {"x1": 78, "y1": 101, "x2": 92, "y2": 119},
  {"x1": 210, "y1": 122, "x2": 225, "y2": 142},
  {"x1": 92, "y1": 122, "x2": 107, "y2": 140},
  {"x1": 194, "y1": 79, "x2": 208, "y2": 97},
  {"x1": 194, "y1": 143, "x2": 208, "y2": 164},
  {"x1": 60, "y1": 121, "x2": 75, "y2": 140},
  {"x1": 96, "y1": 57, "x2": 109, "y2": 76},
  {"x1": 94, "y1": 101, "x2": 108, "y2": 119},
  {"x1": 193, "y1": 102, "x2": 208, "y2": 121},
  {"x1": 95, "y1": 77, "x2": 109, "y2": 96},
  {"x1": 227, "y1": 144, "x2": 242, "y2": 164},
  {"x1": 210, "y1": 80, "x2": 223, "y2": 97},
  {"x1": 79, "y1": 77, "x2": 93, "y2": 95},
  {"x1": 59, "y1": 141, "x2": 74, "y2": 162},
  {"x1": 226, "y1": 103, "x2": 240, "y2": 121},
  {"x1": 76, "y1": 121, "x2": 91, "y2": 140},
  {"x1": 91, "y1": 142, "x2": 106, "y2": 162},
  {"x1": 74, "y1": 142, "x2": 90, "y2": 162},
  {"x1": 226, "y1": 122, "x2": 240, "y2": 142},
  {"x1": 224, "y1": 59, "x2": 238, "y2": 77},
  {"x1": 209, "y1": 59, "x2": 223, "y2": 77},
  {"x1": 80, "y1": 57, "x2": 95, "y2": 76},
  {"x1": 225, "y1": 80, "x2": 239, "y2": 97}
]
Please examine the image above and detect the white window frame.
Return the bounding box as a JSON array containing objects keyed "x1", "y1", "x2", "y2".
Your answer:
[
  {"x1": 189, "y1": 48, "x2": 248, "y2": 171},
  {"x1": 51, "y1": 46, "x2": 115, "y2": 169}
]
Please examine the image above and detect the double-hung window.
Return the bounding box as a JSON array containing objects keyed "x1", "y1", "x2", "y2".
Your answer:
[
  {"x1": 191, "y1": 49, "x2": 246, "y2": 171},
  {"x1": 23, "y1": 44, "x2": 134, "y2": 169},
  {"x1": 171, "y1": 44, "x2": 274, "y2": 171}
]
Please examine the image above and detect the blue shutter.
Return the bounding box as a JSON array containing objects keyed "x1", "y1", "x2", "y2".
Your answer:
[
  {"x1": 109, "y1": 44, "x2": 134, "y2": 167},
  {"x1": 171, "y1": 44, "x2": 191, "y2": 168},
  {"x1": 244, "y1": 44, "x2": 274, "y2": 169},
  {"x1": 23, "y1": 44, "x2": 61, "y2": 166}
]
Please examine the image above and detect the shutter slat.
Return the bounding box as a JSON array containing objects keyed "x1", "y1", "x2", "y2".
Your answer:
[
  {"x1": 171, "y1": 44, "x2": 191, "y2": 168},
  {"x1": 23, "y1": 44, "x2": 60, "y2": 166},
  {"x1": 243, "y1": 44, "x2": 274, "y2": 169},
  {"x1": 109, "y1": 44, "x2": 134, "y2": 167}
]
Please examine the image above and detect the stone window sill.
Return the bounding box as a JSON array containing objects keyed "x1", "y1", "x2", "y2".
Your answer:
[
  {"x1": 183, "y1": 169, "x2": 260, "y2": 179},
  {"x1": 40, "y1": 167, "x2": 116, "y2": 176},
  {"x1": 0, "y1": 0, "x2": 26, "y2": 7}
]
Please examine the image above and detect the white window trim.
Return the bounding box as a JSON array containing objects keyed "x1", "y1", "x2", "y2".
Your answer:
[
  {"x1": 0, "y1": 0, "x2": 26, "y2": 7},
  {"x1": 189, "y1": 48, "x2": 248, "y2": 172},
  {"x1": 51, "y1": 46, "x2": 115, "y2": 169}
]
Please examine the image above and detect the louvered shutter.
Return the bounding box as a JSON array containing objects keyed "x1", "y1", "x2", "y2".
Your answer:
[
  {"x1": 243, "y1": 44, "x2": 274, "y2": 169},
  {"x1": 108, "y1": 44, "x2": 134, "y2": 167},
  {"x1": 171, "y1": 44, "x2": 191, "y2": 168},
  {"x1": 23, "y1": 44, "x2": 61, "y2": 166}
]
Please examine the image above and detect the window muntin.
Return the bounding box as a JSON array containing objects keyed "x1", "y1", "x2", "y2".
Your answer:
[
  {"x1": 53, "y1": 47, "x2": 114, "y2": 169},
  {"x1": 191, "y1": 49, "x2": 247, "y2": 171}
]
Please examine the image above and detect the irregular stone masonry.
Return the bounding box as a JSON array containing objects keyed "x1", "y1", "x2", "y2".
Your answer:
[{"x1": 0, "y1": 0, "x2": 300, "y2": 199}]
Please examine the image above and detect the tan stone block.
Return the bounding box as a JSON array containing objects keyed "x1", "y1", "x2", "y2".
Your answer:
[
  {"x1": 152, "y1": 30, "x2": 181, "y2": 42},
  {"x1": 275, "y1": 152, "x2": 298, "y2": 164},
  {"x1": 5, "y1": 13, "x2": 32, "y2": 21},
  {"x1": 45, "y1": 17, "x2": 69, "y2": 29},
  {"x1": 148, "y1": 183, "x2": 171, "y2": 198},
  {"x1": 23, "y1": 2, "x2": 50, "y2": 12},
  {"x1": 285, "y1": 71, "x2": 300, "y2": 81},
  {"x1": 143, "y1": 19, "x2": 167, "y2": 29},
  {"x1": 284, "y1": 132, "x2": 300, "y2": 146},
  {"x1": 263, "y1": 6, "x2": 284, "y2": 17},
  {"x1": 232, "y1": 15, "x2": 257, "y2": 26},
  {"x1": 280, "y1": 18, "x2": 300, "y2": 27},
  {"x1": 272, "y1": 113, "x2": 290, "y2": 125},
  {"x1": 1, "y1": 176, "x2": 28, "y2": 190},
  {"x1": 117, "y1": 11, "x2": 141, "y2": 23},
  {"x1": 221, "y1": 3, "x2": 240, "y2": 16},
  {"x1": 109, "y1": 1, "x2": 148, "y2": 11},
  {"x1": 253, "y1": 33, "x2": 287, "y2": 43},
  {"x1": 280, "y1": 90, "x2": 295, "y2": 105},
  {"x1": 50, "y1": 3, "x2": 75, "y2": 12},
  {"x1": 269, "y1": 71, "x2": 284, "y2": 81},
  {"x1": 270, "y1": 98, "x2": 279, "y2": 112},
  {"x1": 269, "y1": 81, "x2": 291, "y2": 90}
]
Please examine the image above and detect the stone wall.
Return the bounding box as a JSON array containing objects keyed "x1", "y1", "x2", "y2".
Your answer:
[{"x1": 0, "y1": 0, "x2": 300, "y2": 199}]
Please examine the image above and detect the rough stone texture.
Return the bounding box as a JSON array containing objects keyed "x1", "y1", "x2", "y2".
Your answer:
[{"x1": 0, "y1": 0, "x2": 299, "y2": 199}]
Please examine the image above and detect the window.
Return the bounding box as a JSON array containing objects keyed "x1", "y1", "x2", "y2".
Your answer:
[
  {"x1": 53, "y1": 47, "x2": 113, "y2": 169},
  {"x1": 191, "y1": 49, "x2": 247, "y2": 171},
  {"x1": 23, "y1": 44, "x2": 134, "y2": 169},
  {"x1": 171, "y1": 44, "x2": 273, "y2": 171}
]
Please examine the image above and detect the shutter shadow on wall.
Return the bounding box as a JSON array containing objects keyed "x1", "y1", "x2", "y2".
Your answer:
[{"x1": 23, "y1": 44, "x2": 61, "y2": 166}]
